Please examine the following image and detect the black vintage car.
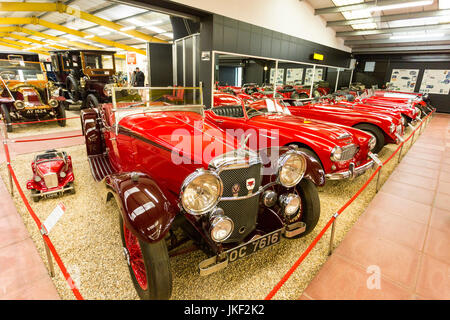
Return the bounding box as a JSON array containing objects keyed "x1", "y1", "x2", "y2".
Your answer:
[{"x1": 49, "y1": 50, "x2": 121, "y2": 109}]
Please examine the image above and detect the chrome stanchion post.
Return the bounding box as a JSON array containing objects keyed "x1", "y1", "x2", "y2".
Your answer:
[
  {"x1": 398, "y1": 142, "x2": 404, "y2": 164},
  {"x1": 43, "y1": 239, "x2": 55, "y2": 277},
  {"x1": 2, "y1": 122, "x2": 13, "y2": 196},
  {"x1": 328, "y1": 213, "x2": 338, "y2": 256}
]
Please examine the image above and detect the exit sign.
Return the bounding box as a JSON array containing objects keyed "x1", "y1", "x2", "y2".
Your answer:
[{"x1": 312, "y1": 53, "x2": 324, "y2": 61}]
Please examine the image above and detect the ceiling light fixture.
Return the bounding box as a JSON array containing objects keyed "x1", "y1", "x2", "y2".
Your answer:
[
  {"x1": 390, "y1": 32, "x2": 445, "y2": 40},
  {"x1": 367, "y1": 0, "x2": 434, "y2": 12},
  {"x1": 120, "y1": 25, "x2": 136, "y2": 31}
]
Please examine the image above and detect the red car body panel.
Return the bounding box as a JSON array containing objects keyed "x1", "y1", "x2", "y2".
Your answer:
[{"x1": 286, "y1": 100, "x2": 403, "y2": 144}]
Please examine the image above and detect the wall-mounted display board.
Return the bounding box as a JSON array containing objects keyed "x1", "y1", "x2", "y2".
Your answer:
[
  {"x1": 419, "y1": 69, "x2": 450, "y2": 95},
  {"x1": 270, "y1": 68, "x2": 284, "y2": 85},
  {"x1": 285, "y1": 68, "x2": 304, "y2": 84},
  {"x1": 304, "y1": 68, "x2": 323, "y2": 85},
  {"x1": 389, "y1": 69, "x2": 419, "y2": 92}
]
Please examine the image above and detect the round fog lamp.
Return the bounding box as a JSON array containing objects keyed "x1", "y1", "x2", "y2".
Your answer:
[
  {"x1": 49, "y1": 99, "x2": 58, "y2": 108},
  {"x1": 279, "y1": 193, "x2": 301, "y2": 219},
  {"x1": 60, "y1": 171, "x2": 66, "y2": 178},
  {"x1": 34, "y1": 175, "x2": 42, "y2": 182},
  {"x1": 210, "y1": 213, "x2": 234, "y2": 242},
  {"x1": 14, "y1": 100, "x2": 25, "y2": 109},
  {"x1": 262, "y1": 190, "x2": 277, "y2": 207}
]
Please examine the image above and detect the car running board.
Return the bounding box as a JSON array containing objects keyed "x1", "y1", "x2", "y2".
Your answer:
[{"x1": 88, "y1": 154, "x2": 114, "y2": 181}]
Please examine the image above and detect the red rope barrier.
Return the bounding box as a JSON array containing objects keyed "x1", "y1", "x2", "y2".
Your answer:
[
  {"x1": 265, "y1": 110, "x2": 434, "y2": 300},
  {"x1": 11, "y1": 133, "x2": 83, "y2": 143},
  {"x1": 10, "y1": 116, "x2": 79, "y2": 126}
]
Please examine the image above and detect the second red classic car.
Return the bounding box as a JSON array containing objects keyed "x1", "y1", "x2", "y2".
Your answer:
[
  {"x1": 210, "y1": 93, "x2": 379, "y2": 181},
  {"x1": 281, "y1": 98, "x2": 404, "y2": 153},
  {"x1": 80, "y1": 87, "x2": 325, "y2": 300}
]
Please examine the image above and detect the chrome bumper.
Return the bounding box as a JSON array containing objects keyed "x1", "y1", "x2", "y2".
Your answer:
[
  {"x1": 31, "y1": 185, "x2": 74, "y2": 198},
  {"x1": 325, "y1": 159, "x2": 375, "y2": 180}
]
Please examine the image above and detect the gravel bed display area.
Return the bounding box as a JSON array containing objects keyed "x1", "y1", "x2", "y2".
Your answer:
[{"x1": 0, "y1": 121, "x2": 419, "y2": 300}]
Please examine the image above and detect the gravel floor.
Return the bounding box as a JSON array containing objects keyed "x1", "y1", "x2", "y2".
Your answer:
[{"x1": 0, "y1": 120, "x2": 422, "y2": 300}]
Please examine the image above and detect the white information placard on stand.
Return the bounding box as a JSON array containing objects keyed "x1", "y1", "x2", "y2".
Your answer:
[{"x1": 419, "y1": 69, "x2": 450, "y2": 95}]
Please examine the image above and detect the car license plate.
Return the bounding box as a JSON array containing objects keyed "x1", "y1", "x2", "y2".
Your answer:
[{"x1": 227, "y1": 228, "x2": 283, "y2": 263}]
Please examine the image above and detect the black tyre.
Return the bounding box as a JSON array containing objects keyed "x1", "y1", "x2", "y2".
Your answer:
[
  {"x1": 119, "y1": 213, "x2": 172, "y2": 300},
  {"x1": 354, "y1": 123, "x2": 385, "y2": 154},
  {"x1": 66, "y1": 77, "x2": 80, "y2": 102},
  {"x1": 294, "y1": 178, "x2": 321, "y2": 237},
  {"x1": 55, "y1": 103, "x2": 66, "y2": 127},
  {"x1": 85, "y1": 94, "x2": 99, "y2": 109},
  {"x1": 1, "y1": 104, "x2": 12, "y2": 132}
]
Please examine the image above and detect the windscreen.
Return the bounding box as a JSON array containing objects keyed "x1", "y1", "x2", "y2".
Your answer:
[{"x1": 0, "y1": 59, "x2": 45, "y2": 82}]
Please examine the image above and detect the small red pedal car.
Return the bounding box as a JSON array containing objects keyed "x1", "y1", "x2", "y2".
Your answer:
[{"x1": 26, "y1": 149, "x2": 75, "y2": 202}]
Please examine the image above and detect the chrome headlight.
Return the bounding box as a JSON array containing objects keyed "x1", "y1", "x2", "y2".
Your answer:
[
  {"x1": 389, "y1": 123, "x2": 395, "y2": 133},
  {"x1": 330, "y1": 146, "x2": 343, "y2": 162},
  {"x1": 14, "y1": 100, "x2": 25, "y2": 109},
  {"x1": 60, "y1": 171, "x2": 66, "y2": 178},
  {"x1": 279, "y1": 193, "x2": 301, "y2": 220},
  {"x1": 80, "y1": 76, "x2": 87, "y2": 88},
  {"x1": 34, "y1": 175, "x2": 42, "y2": 182},
  {"x1": 209, "y1": 208, "x2": 234, "y2": 242},
  {"x1": 278, "y1": 151, "x2": 307, "y2": 188},
  {"x1": 49, "y1": 99, "x2": 58, "y2": 108},
  {"x1": 180, "y1": 170, "x2": 223, "y2": 215},
  {"x1": 103, "y1": 83, "x2": 114, "y2": 97}
]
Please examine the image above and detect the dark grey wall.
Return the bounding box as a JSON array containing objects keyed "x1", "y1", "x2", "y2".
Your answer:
[
  {"x1": 200, "y1": 14, "x2": 352, "y2": 107},
  {"x1": 218, "y1": 66, "x2": 237, "y2": 86},
  {"x1": 147, "y1": 43, "x2": 173, "y2": 87},
  {"x1": 354, "y1": 54, "x2": 450, "y2": 113}
]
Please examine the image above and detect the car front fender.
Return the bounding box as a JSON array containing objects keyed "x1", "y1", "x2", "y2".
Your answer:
[{"x1": 105, "y1": 172, "x2": 177, "y2": 244}]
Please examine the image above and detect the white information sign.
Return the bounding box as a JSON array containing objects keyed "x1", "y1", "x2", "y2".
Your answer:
[
  {"x1": 419, "y1": 69, "x2": 450, "y2": 95},
  {"x1": 41, "y1": 203, "x2": 66, "y2": 235},
  {"x1": 285, "y1": 68, "x2": 304, "y2": 84},
  {"x1": 270, "y1": 68, "x2": 284, "y2": 85},
  {"x1": 389, "y1": 69, "x2": 419, "y2": 92},
  {"x1": 304, "y1": 68, "x2": 323, "y2": 85}
]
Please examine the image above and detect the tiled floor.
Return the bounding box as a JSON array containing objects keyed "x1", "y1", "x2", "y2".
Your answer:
[
  {"x1": 0, "y1": 130, "x2": 83, "y2": 300},
  {"x1": 301, "y1": 113, "x2": 450, "y2": 300}
]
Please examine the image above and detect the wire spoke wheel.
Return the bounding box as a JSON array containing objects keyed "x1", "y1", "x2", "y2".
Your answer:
[{"x1": 123, "y1": 223, "x2": 148, "y2": 291}]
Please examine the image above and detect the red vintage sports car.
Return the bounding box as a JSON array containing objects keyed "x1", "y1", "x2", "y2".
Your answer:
[
  {"x1": 282, "y1": 98, "x2": 404, "y2": 153},
  {"x1": 26, "y1": 149, "x2": 75, "y2": 201},
  {"x1": 80, "y1": 87, "x2": 325, "y2": 300},
  {"x1": 210, "y1": 93, "x2": 378, "y2": 181}
]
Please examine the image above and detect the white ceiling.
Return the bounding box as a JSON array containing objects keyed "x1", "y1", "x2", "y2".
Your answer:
[{"x1": 306, "y1": 0, "x2": 450, "y2": 53}]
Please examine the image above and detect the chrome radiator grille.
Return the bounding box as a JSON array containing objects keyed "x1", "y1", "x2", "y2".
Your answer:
[
  {"x1": 217, "y1": 163, "x2": 262, "y2": 243},
  {"x1": 341, "y1": 144, "x2": 358, "y2": 161},
  {"x1": 43, "y1": 173, "x2": 58, "y2": 189}
]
